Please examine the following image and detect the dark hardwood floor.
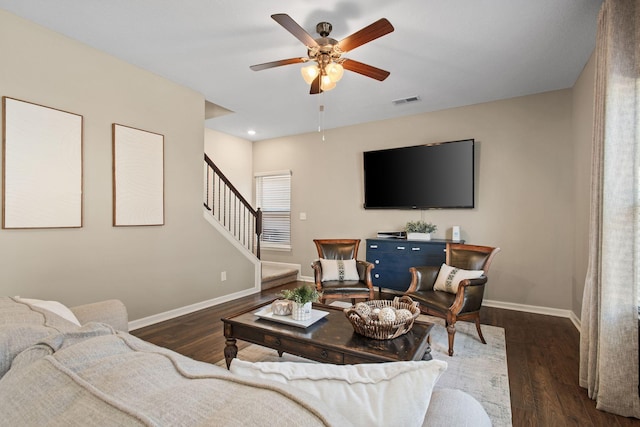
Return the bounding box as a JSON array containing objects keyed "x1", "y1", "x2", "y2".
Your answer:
[{"x1": 131, "y1": 282, "x2": 640, "y2": 427}]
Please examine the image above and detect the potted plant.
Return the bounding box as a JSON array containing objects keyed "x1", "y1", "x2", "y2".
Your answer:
[
  {"x1": 280, "y1": 285, "x2": 321, "y2": 321},
  {"x1": 405, "y1": 220, "x2": 437, "y2": 241}
]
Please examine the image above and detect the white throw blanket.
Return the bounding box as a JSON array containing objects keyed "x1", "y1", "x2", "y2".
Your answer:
[{"x1": 0, "y1": 323, "x2": 351, "y2": 426}]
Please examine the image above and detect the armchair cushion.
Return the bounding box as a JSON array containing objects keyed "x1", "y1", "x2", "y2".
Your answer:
[
  {"x1": 319, "y1": 259, "x2": 359, "y2": 282},
  {"x1": 433, "y1": 264, "x2": 484, "y2": 294},
  {"x1": 319, "y1": 280, "x2": 370, "y2": 295},
  {"x1": 411, "y1": 290, "x2": 457, "y2": 312}
]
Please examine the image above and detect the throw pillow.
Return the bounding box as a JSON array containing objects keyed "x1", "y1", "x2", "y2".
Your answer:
[
  {"x1": 230, "y1": 359, "x2": 447, "y2": 427},
  {"x1": 16, "y1": 297, "x2": 81, "y2": 326},
  {"x1": 433, "y1": 263, "x2": 484, "y2": 294},
  {"x1": 319, "y1": 258, "x2": 359, "y2": 281}
]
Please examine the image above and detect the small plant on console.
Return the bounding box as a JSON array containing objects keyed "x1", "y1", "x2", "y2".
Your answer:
[{"x1": 405, "y1": 220, "x2": 437, "y2": 234}]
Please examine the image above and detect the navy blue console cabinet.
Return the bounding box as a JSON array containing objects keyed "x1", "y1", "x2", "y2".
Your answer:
[{"x1": 366, "y1": 238, "x2": 460, "y2": 292}]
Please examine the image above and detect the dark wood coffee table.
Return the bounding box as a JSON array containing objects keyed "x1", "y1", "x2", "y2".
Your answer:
[{"x1": 221, "y1": 300, "x2": 434, "y2": 368}]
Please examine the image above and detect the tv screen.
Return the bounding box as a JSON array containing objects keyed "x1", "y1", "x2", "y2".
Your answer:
[{"x1": 363, "y1": 139, "x2": 475, "y2": 209}]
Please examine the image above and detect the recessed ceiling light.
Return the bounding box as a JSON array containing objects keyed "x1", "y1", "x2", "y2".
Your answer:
[{"x1": 247, "y1": 130, "x2": 256, "y2": 136}]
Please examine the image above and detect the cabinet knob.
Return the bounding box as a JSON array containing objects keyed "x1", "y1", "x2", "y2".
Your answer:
[
  {"x1": 370, "y1": 245, "x2": 378, "y2": 249},
  {"x1": 412, "y1": 247, "x2": 421, "y2": 251},
  {"x1": 375, "y1": 260, "x2": 380, "y2": 264},
  {"x1": 396, "y1": 246, "x2": 405, "y2": 250},
  {"x1": 374, "y1": 274, "x2": 380, "y2": 278}
]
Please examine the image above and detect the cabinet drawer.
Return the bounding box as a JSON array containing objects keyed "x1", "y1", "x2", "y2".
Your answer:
[
  {"x1": 264, "y1": 335, "x2": 343, "y2": 364},
  {"x1": 367, "y1": 242, "x2": 417, "y2": 254}
]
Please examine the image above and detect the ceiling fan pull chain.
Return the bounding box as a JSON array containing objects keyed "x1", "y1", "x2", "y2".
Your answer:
[{"x1": 318, "y1": 103, "x2": 326, "y2": 141}]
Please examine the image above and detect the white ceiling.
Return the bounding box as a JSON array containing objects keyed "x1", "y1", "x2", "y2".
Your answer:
[{"x1": 0, "y1": 1, "x2": 602, "y2": 141}]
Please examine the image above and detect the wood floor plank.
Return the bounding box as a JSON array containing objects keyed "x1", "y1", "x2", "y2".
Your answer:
[
  {"x1": 505, "y1": 343, "x2": 535, "y2": 411},
  {"x1": 131, "y1": 282, "x2": 640, "y2": 426}
]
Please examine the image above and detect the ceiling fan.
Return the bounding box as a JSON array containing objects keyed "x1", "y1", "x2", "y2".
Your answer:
[{"x1": 250, "y1": 14, "x2": 394, "y2": 95}]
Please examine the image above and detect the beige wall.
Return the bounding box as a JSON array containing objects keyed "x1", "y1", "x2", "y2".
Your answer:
[
  {"x1": 571, "y1": 52, "x2": 596, "y2": 316},
  {"x1": 255, "y1": 89, "x2": 580, "y2": 310},
  {"x1": 0, "y1": 10, "x2": 255, "y2": 320},
  {"x1": 204, "y1": 128, "x2": 253, "y2": 202},
  {"x1": 0, "y1": 8, "x2": 597, "y2": 320}
]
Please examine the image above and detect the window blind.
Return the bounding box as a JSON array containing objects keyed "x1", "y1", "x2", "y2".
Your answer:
[{"x1": 255, "y1": 172, "x2": 291, "y2": 250}]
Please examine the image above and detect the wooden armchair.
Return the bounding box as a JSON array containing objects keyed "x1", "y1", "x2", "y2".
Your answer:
[
  {"x1": 311, "y1": 239, "x2": 375, "y2": 304},
  {"x1": 404, "y1": 243, "x2": 500, "y2": 356}
]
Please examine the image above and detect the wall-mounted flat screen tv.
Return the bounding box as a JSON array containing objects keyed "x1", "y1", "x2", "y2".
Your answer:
[{"x1": 363, "y1": 139, "x2": 475, "y2": 209}]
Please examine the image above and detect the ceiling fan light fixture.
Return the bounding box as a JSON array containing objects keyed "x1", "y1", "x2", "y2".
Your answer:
[
  {"x1": 253, "y1": 14, "x2": 393, "y2": 95},
  {"x1": 301, "y1": 65, "x2": 319, "y2": 84},
  {"x1": 320, "y1": 75, "x2": 336, "y2": 91},
  {"x1": 325, "y1": 62, "x2": 344, "y2": 83}
]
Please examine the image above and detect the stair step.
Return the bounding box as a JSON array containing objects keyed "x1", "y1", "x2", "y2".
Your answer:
[{"x1": 262, "y1": 265, "x2": 298, "y2": 290}]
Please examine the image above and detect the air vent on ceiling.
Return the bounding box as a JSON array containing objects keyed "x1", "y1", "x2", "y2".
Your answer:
[{"x1": 392, "y1": 96, "x2": 421, "y2": 106}]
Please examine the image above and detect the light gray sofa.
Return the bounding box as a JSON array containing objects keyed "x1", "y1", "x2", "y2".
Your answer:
[{"x1": 0, "y1": 297, "x2": 491, "y2": 426}]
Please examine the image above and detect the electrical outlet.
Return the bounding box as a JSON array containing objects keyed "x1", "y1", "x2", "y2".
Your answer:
[{"x1": 221, "y1": 271, "x2": 227, "y2": 281}]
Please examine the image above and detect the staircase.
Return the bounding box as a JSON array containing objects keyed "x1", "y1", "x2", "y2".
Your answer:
[
  {"x1": 261, "y1": 264, "x2": 299, "y2": 290},
  {"x1": 204, "y1": 154, "x2": 261, "y2": 258},
  {"x1": 204, "y1": 154, "x2": 299, "y2": 290}
]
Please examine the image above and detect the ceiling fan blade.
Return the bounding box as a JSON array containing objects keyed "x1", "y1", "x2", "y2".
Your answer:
[
  {"x1": 250, "y1": 57, "x2": 306, "y2": 71},
  {"x1": 342, "y1": 59, "x2": 390, "y2": 81},
  {"x1": 310, "y1": 75, "x2": 322, "y2": 95},
  {"x1": 271, "y1": 13, "x2": 319, "y2": 48},
  {"x1": 338, "y1": 18, "x2": 394, "y2": 52}
]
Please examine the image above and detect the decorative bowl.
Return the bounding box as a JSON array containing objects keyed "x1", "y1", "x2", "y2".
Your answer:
[{"x1": 344, "y1": 296, "x2": 420, "y2": 340}]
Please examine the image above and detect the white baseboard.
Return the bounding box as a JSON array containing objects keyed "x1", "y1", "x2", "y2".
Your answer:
[
  {"x1": 129, "y1": 286, "x2": 260, "y2": 331},
  {"x1": 304, "y1": 276, "x2": 583, "y2": 330},
  {"x1": 483, "y1": 299, "x2": 581, "y2": 332},
  {"x1": 130, "y1": 279, "x2": 582, "y2": 333},
  {"x1": 569, "y1": 311, "x2": 582, "y2": 332}
]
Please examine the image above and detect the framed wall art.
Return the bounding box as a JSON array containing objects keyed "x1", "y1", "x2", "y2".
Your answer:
[
  {"x1": 2, "y1": 97, "x2": 83, "y2": 229},
  {"x1": 112, "y1": 123, "x2": 164, "y2": 226}
]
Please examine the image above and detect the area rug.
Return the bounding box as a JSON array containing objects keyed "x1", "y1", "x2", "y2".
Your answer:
[{"x1": 218, "y1": 313, "x2": 512, "y2": 427}]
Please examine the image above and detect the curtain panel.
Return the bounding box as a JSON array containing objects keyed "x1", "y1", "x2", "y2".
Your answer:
[{"x1": 579, "y1": 0, "x2": 640, "y2": 418}]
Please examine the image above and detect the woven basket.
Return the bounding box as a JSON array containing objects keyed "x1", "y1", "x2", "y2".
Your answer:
[{"x1": 344, "y1": 296, "x2": 420, "y2": 340}]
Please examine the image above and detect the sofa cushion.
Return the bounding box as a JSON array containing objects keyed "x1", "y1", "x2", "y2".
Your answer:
[
  {"x1": 433, "y1": 264, "x2": 484, "y2": 294},
  {"x1": 423, "y1": 388, "x2": 491, "y2": 426},
  {"x1": 319, "y1": 258, "x2": 359, "y2": 281},
  {"x1": 230, "y1": 359, "x2": 447, "y2": 427},
  {"x1": 0, "y1": 324, "x2": 351, "y2": 427},
  {"x1": 0, "y1": 297, "x2": 79, "y2": 378}
]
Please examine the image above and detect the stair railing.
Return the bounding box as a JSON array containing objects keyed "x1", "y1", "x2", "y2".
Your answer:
[{"x1": 204, "y1": 154, "x2": 261, "y2": 258}]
